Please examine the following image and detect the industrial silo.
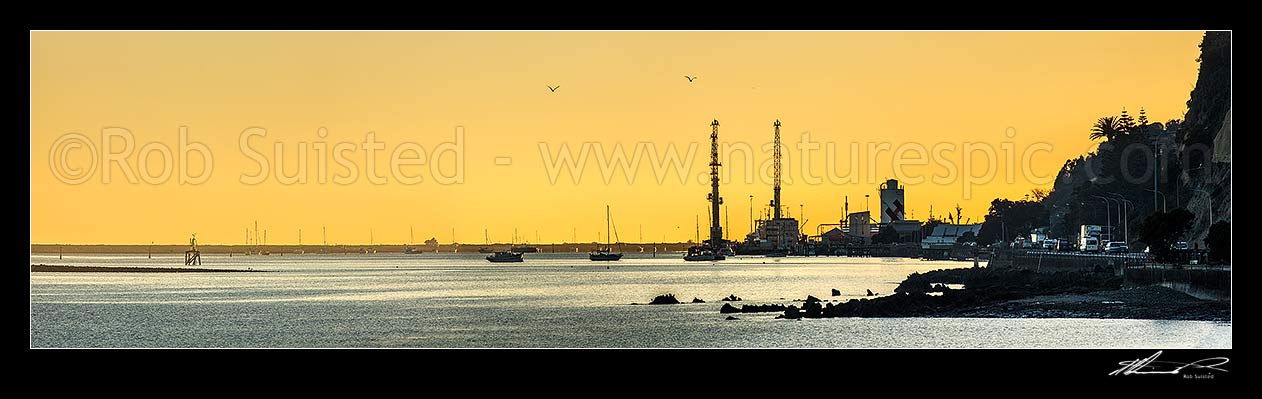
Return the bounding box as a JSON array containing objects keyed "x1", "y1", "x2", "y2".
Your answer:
[{"x1": 879, "y1": 179, "x2": 905, "y2": 224}]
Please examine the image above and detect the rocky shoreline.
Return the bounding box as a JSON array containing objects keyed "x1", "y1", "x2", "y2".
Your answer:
[{"x1": 715, "y1": 267, "x2": 1230, "y2": 322}]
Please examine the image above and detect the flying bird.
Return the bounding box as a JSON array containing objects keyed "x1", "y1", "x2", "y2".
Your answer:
[
  {"x1": 548, "y1": 85, "x2": 559, "y2": 92},
  {"x1": 685, "y1": 76, "x2": 696, "y2": 82}
]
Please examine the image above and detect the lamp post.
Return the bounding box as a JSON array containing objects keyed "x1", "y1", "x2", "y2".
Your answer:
[
  {"x1": 1145, "y1": 189, "x2": 1167, "y2": 213},
  {"x1": 1107, "y1": 193, "x2": 1133, "y2": 244},
  {"x1": 1094, "y1": 196, "x2": 1113, "y2": 243}
]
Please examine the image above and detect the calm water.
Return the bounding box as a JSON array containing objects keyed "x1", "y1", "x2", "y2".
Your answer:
[{"x1": 29, "y1": 253, "x2": 1231, "y2": 348}]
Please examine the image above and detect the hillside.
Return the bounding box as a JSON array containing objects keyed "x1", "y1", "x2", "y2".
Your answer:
[{"x1": 1042, "y1": 31, "x2": 1230, "y2": 247}]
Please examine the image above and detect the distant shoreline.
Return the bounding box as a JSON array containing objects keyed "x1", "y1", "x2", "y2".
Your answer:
[
  {"x1": 30, "y1": 243, "x2": 697, "y2": 255},
  {"x1": 31, "y1": 264, "x2": 260, "y2": 273}
]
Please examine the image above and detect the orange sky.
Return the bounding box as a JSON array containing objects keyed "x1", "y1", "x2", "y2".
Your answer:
[{"x1": 30, "y1": 31, "x2": 1205, "y2": 244}]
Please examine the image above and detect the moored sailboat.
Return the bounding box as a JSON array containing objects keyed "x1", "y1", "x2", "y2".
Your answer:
[{"x1": 589, "y1": 205, "x2": 623, "y2": 261}]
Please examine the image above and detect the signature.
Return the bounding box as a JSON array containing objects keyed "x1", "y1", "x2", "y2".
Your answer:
[{"x1": 1110, "y1": 351, "x2": 1230, "y2": 376}]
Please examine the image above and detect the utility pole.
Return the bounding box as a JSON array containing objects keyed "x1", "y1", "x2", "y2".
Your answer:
[
  {"x1": 1153, "y1": 134, "x2": 1160, "y2": 211},
  {"x1": 1146, "y1": 189, "x2": 1168, "y2": 213},
  {"x1": 1095, "y1": 196, "x2": 1112, "y2": 243},
  {"x1": 1109, "y1": 194, "x2": 1133, "y2": 244}
]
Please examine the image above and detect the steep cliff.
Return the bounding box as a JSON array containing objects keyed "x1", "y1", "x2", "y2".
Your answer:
[{"x1": 1043, "y1": 31, "x2": 1231, "y2": 246}]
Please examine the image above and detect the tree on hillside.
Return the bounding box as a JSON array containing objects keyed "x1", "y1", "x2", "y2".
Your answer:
[
  {"x1": 976, "y1": 198, "x2": 1049, "y2": 244},
  {"x1": 1138, "y1": 209, "x2": 1195, "y2": 262},
  {"x1": 1090, "y1": 116, "x2": 1123, "y2": 141},
  {"x1": 1030, "y1": 188, "x2": 1050, "y2": 202},
  {"x1": 1119, "y1": 108, "x2": 1136, "y2": 135},
  {"x1": 1206, "y1": 221, "x2": 1230, "y2": 265}
]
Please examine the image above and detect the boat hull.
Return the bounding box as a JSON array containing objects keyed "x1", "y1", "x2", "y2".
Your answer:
[
  {"x1": 588, "y1": 253, "x2": 623, "y2": 261},
  {"x1": 486, "y1": 251, "x2": 524, "y2": 262},
  {"x1": 486, "y1": 257, "x2": 523, "y2": 262},
  {"x1": 684, "y1": 254, "x2": 725, "y2": 261}
]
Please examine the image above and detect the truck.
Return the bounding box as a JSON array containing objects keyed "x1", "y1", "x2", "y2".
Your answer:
[
  {"x1": 1079, "y1": 225, "x2": 1102, "y2": 253},
  {"x1": 1030, "y1": 232, "x2": 1048, "y2": 245}
]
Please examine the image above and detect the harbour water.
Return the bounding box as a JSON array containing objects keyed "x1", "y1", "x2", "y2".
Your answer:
[{"x1": 29, "y1": 253, "x2": 1231, "y2": 348}]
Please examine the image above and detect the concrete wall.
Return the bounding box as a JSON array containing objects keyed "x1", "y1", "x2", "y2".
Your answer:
[{"x1": 1123, "y1": 265, "x2": 1231, "y2": 302}]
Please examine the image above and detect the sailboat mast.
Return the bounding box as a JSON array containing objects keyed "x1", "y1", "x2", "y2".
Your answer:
[{"x1": 606, "y1": 205, "x2": 611, "y2": 247}]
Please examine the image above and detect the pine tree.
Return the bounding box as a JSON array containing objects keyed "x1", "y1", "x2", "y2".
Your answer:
[{"x1": 1118, "y1": 107, "x2": 1135, "y2": 135}]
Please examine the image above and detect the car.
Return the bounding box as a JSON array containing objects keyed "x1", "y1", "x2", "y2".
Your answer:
[
  {"x1": 1104, "y1": 242, "x2": 1129, "y2": 253},
  {"x1": 1172, "y1": 241, "x2": 1190, "y2": 250}
]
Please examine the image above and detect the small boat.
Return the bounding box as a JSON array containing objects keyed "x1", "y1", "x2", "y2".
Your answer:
[
  {"x1": 684, "y1": 245, "x2": 724, "y2": 261},
  {"x1": 486, "y1": 250, "x2": 524, "y2": 262},
  {"x1": 403, "y1": 227, "x2": 423, "y2": 254},
  {"x1": 589, "y1": 251, "x2": 623, "y2": 261},
  {"x1": 589, "y1": 205, "x2": 624, "y2": 261},
  {"x1": 510, "y1": 245, "x2": 538, "y2": 253},
  {"x1": 765, "y1": 251, "x2": 787, "y2": 258},
  {"x1": 478, "y1": 247, "x2": 494, "y2": 253}
]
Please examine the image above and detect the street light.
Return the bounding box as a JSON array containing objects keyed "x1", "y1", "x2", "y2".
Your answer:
[
  {"x1": 1093, "y1": 196, "x2": 1114, "y2": 243},
  {"x1": 1107, "y1": 193, "x2": 1133, "y2": 244},
  {"x1": 1145, "y1": 189, "x2": 1168, "y2": 213}
]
